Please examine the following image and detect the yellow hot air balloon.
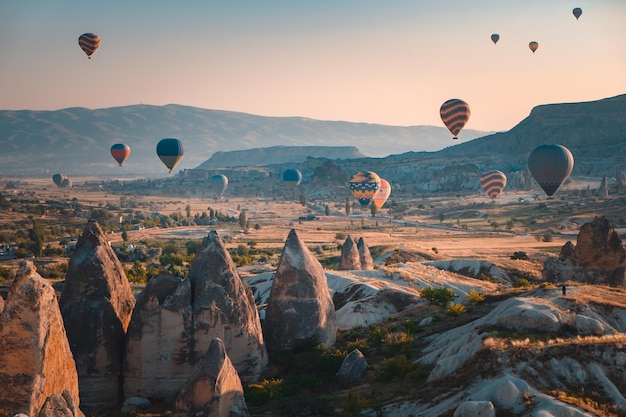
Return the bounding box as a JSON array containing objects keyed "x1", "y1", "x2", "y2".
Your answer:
[
  {"x1": 480, "y1": 171, "x2": 507, "y2": 200},
  {"x1": 372, "y1": 179, "x2": 391, "y2": 210},
  {"x1": 349, "y1": 171, "x2": 381, "y2": 207},
  {"x1": 529, "y1": 41, "x2": 539, "y2": 54}
]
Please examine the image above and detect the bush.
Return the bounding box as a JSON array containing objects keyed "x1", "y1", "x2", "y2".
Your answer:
[
  {"x1": 246, "y1": 379, "x2": 284, "y2": 406},
  {"x1": 513, "y1": 278, "x2": 532, "y2": 288},
  {"x1": 420, "y1": 287, "x2": 456, "y2": 306},
  {"x1": 446, "y1": 301, "x2": 466, "y2": 316},
  {"x1": 511, "y1": 251, "x2": 530, "y2": 260},
  {"x1": 466, "y1": 289, "x2": 486, "y2": 304}
]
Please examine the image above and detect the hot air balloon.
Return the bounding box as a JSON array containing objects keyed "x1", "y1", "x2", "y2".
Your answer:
[
  {"x1": 282, "y1": 169, "x2": 302, "y2": 189},
  {"x1": 572, "y1": 7, "x2": 582, "y2": 20},
  {"x1": 78, "y1": 33, "x2": 100, "y2": 59},
  {"x1": 491, "y1": 34, "x2": 500, "y2": 45},
  {"x1": 110, "y1": 143, "x2": 131, "y2": 166},
  {"x1": 372, "y1": 178, "x2": 391, "y2": 210},
  {"x1": 156, "y1": 138, "x2": 184, "y2": 173},
  {"x1": 480, "y1": 171, "x2": 507, "y2": 199},
  {"x1": 60, "y1": 178, "x2": 72, "y2": 189},
  {"x1": 349, "y1": 171, "x2": 381, "y2": 207},
  {"x1": 210, "y1": 174, "x2": 229, "y2": 198},
  {"x1": 52, "y1": 173, "x2": 65, "y2": 188},
  {"x1": 529, "y1": 41, "x2": 539, "y2": 53},
  {"x1": 440, "y1": 99, "x2": 471, "y2": 139},
  {"x1": 528, "y1": 144, "x2": 574, "y2": 197}
]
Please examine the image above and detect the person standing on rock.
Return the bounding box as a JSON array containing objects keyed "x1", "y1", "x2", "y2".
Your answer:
[{"x1": 562, "y1": 285, "x2": 566, "y2": 296}]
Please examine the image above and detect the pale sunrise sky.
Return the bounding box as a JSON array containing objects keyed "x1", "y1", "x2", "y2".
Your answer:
[{"x1": 1, "y1": 0, "x2": 625, "y2": 132}]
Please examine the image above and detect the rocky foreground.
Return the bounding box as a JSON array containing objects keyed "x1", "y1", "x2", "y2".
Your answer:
[{"x1": 0, "y1": 217, "x2": 625, "y2": 416}]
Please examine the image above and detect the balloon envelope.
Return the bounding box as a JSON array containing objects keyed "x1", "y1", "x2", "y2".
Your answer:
[
  {"x1": 282, "y1": 169, "x2": 302, "y2": 189},
  {"x1": 372, "y1": 178, "x2": 391, "y2": 210},
  {"x1": 156, "y1": 138, "x2": 184, "y2": 173},
  {"x1": 572, "y1": 7, "x2": 582, "y2": 19},
  {"x1": 440, "y1": 99, "x2": 470, "y2": 139},
  {"x1": 480, "y1": 171, "x2": 507, "y2": 199},
  {"x1": 210, "y1": 174, "x2": 228, "y2": 197},
  {"x1": 78, "y1": 33, "x2": 100, "y2": 58},
  {"x1": 491, "y1": 34, "x2": 500, "y2": 44},
  {"x1": 528, "y1": 144, "x2": 574, "y2": 197},
  {"x1": 529, "y1": 41, "x2": 539, "y2": 53},
  {"x1": 110, "y1": 143, "x2": 131, "y2": 166},
  {"x1": 349, "y1": 171, "x2": 381, "y2": 207},
  {"x1": 60, "y1": 178, "x2": 72, "y2": 188},
  {"x1": 52, "y1": 173, "x2": 65, "y2": 187}
]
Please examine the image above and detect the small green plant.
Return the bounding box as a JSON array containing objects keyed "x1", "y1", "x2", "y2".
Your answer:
[
  {"x1": 246, "y1": 378, "x2": 284, "y2": 406},
  {"x1": 420, "y1": 287, "x2": 456, "y2": 307},
  {"x1": 511, "y1": 251, "x2": 530, "y2": 260},
  {"x1": 466, "y1": 289, "x2": 486, "y2": 304},
  {"x1": 447, "y1": 301, "x2": 466, "y2": 316},
  {"x1": 513, "y1": 278, "x2": 532, "y2": 288}
]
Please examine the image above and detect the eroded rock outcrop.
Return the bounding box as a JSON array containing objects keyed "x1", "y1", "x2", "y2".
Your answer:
[
  {"x1": 339, "y1": 235, "x2": 361, "y2": 270},
  {"x1": 263, "y1": 229, "x2": 337, "y2": 352},
  {"x1": 172, "y1": 338, "x2": 249, "y2": 417},
  {"x1": 357, "y1": 237, "x2": 374, "y2": 270},
  {"x1": 189, "y1": 230, "x2": 267, "y2": 383},
  {"x1": 59, "y1": 219, "x2": 136, "y2": 413},
  {"x1": 124, "y1": 273, "x2": 194, "y2": 401},
  {"x1": 543, "y1": 216, "x2": 626, "y2": 287},
  {"x1": 0, "y1": 260, "x2": 84, "y2": 417}
]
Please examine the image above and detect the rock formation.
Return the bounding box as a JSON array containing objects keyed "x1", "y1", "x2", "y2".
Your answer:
[
  {"x1": 59, "y1": 219, "x2": 136, "y2": 413},
  {"x1": 172, "y1": 338, "x2": 249, "y2": 417},
  {"x1": 124, "y1": 273, "x2": 194, "y2": 401},
  {"x1": 543, "y1": 216, "x2": 626, "y2": 287},
  {"x1": 339, "y1": 235, "x2": 361, "y2": 270},
  {"x1": 336, "y1": 349, "x2": 368, "y2": 382},
  {"x1": 188, "y1": 230, "x2": 267, "y2": 382},
  {"x1": 0, "y1": 260, "x2": 84, "y2": 417},
  {"x1": 263, "y1": 229, "x2": 337, "y2": 352},
  {"x1": 357, "y1": 237, "x2": 374, "y2": 270}
]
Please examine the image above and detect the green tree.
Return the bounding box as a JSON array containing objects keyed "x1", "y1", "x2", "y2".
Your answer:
[
  {"x1": 345, "y1": 197, "x2": 351, "y2": 216},
  {"x1": 121, "y1": 230, "x2": 129, "y2": 242},
  {"x1": 325, "y1": 204, "x2": 330, "y2": 216},
  {"x1": 420, "y1": 287, "x2": 456, "y2": 307},
  {"x1": 299, "y1": 191, "x2": 307, "y2": 206},
  {"x1": 28, "y1": 219, "x2": 45, "y2": 257},
  {"x1": 185, "y1": 204, "x2": 191, "y2": 218},
  {"x1": 239, "y1": 210, "x2": 248, "y2": 229},
  {"x1": 370, "y1": 203, "x2": 378, "y2": 217}
]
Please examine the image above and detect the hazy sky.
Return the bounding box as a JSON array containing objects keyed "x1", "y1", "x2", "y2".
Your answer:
[{"x1": 1, "y1": 0, "x2": 625, "y2": 132}]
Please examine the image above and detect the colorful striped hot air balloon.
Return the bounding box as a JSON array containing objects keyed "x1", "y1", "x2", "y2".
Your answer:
[
  {"x1": 349, "y1": 171, "x2": 381, "y2": 207},
  {"x1": 78, "y1": 33, "x2": 100, "y2": 59},
  {"x1": 528, "y1": 144, "x2": 574, "y2": 197},
  {"x1": 110, "y1": 143, "x2": 131, "y2": 166},
  {"x1": 480, "y1": 171, "x2": 507, "y2": 200},
  {"x1": 529, "y1": 41, "x2": 539, "y2": 53},
  {"x1": 210, "y1": 174, "x2": 229, "y2": 198},
  {"x1": 372, "y1": 178, "x2": 391, "y2": 210},
  {"x1": 282, "y1": 169, "x2": 302, "y2": 189},
  {"x1": 440, "y1": 99, "x2": 471, "y2": 139},
  {"x1": 156, "y1": 138, "x2": 184, "y2": 174}
]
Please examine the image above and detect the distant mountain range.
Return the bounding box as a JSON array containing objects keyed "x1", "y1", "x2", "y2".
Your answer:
[{"x1": 0, "y1": 104, "x2": 490, "y2": 177}]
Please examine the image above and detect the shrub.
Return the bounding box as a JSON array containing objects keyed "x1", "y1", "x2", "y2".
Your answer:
[
  {"x1": 343, "y1": 393, "x2": 372, "y2": 417},
  {"x1": 420, "y1": 287, "x2": 456, "y2": 307},
  {"x1": 511, "y1": 251, "x2": 530, "y2": 260},
  {"x1": 513, "y1": 278, "x2": 532, "y2": 288},
  {"x1": 246, "y1": 379, "x2": 284, "y2": 406},
  {"x1": 447, "y1": 301, "x2": 466, "y2": 316},
  {"x1": 466, "y1": 289, "x2": 486, "y2": 304}
]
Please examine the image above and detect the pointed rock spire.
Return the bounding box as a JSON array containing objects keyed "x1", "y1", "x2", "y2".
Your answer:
[
  {"x1": 59, "y1": 219, "x2": 136, "y2": 413},
  {"x1": 357, "y1": 237, "x2": 374, "y2": 270},
  {"x1": 339, "y1": 235, "x2": 361, "y2": 270},
  {"x1": 263, "y1": 229, "x2": 337, "y2": 352}
]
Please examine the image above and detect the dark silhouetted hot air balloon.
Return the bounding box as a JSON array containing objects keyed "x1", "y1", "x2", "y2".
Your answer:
[
  {"x1": 110, "y1": 143, "x2": 131, "y2": 166},
  {"x1": 349, "y1": 171, "x2": 381, "y2": 207},
  {"x1": 529, "y1": 41, "x2": 539, "y2": 53},
  {"x1": 210, "y1": 174, "x2": 229, "y2": 198},
  {"x1": 282, "y1": 169, "x2": 302, "y2": 189},
  {"x1": 440, "y1": 99, "x2": 471, "y2": 139},
  {"x1": 572, "y1": 7, "x2": 582, "y2": 20},
  {"x1": 372, "y1": 178, "x2": 391, "y2": 210},
  {"x1": 528, "y1": 144, "x2": 574, "y2": 197},
  {"x1": 491, "y1": 34, "x2": 500, "y2": 44},
  {"x1": 78, "y1": 33, "x2": 100, "y2": 59},
  {"x1": 60, "y1": 178, "x2": 72, "y2": 189},
  {"x1": 52, "y1": 173, "x2": 65, "y2": 188},
  {"x1": 156, "y1": 138, "x2": 184, "y2": 173},
  {"x1": 480, "y1": 171, "x2": 507, "y2": 199}
]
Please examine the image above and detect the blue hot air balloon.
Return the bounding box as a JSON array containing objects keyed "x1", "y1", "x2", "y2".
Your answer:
[
  {"x1": 282, "y1": 169, "x2": 302, "y2": 189},
  {"x1": 156, "y1": 138, "x2": 184, "y2": 173}
]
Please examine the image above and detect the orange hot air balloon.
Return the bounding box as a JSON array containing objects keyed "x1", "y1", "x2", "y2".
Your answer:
[
  {"x1": 572, "y1": 7, "x2": 582, "y2": 20},
  {"x1": 78, "y1": 33, "x2": 100, "y2": 59},
  {"x1": 440, "y1": 99, "x2": 471, "y2": 139},
  {"x1": 529, "y1": 41, "x2": 539, "y2": 53},
  {"x1": 372, "y1": 178, "x2": 391, "y2": 210},
  {"x1": 110, "y1": 143, "x2": 131, "y2": 166},
  {"x1": 480, "y1": 171, "x2": 507, "y2": 199},
  {"x1": 491, "y1": 34, "x2": 500, "y2": 45}
]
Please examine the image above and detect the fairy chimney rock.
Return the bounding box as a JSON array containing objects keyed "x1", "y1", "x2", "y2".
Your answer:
[
  {"x1": 188, "y1": 230, "x2": 267, "y2": 382},
  {"x1": 0, "y1": 260, "x2": 84, "y2": 417},
  {"x1": 263, "y1": 229, "x2": 337, "y2": 352},
  {"x1": 172, "y1": 338, "x2": 249, "y2": 417},
  {"x1": 357, "y1": 237, "x2": 374, "y2": 270},
  {"x1": 59, "y1": 219, "x2": 136, "y2": 413},
  {"x1": 339, "y1": 235, "x2": 361, "y2": 270},
  {"x1": 124, "y1": 273, "x2": 194, "y2": 401}
]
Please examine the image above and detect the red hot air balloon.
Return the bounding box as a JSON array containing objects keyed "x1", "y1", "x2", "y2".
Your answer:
[
  {"x1": 480, "y1": 171, "x2": 507, "y2": 199},
  {"x1": 78, "y1": 33, "x2": 100, "y2": 59},
  {"x1": 110, "y1": 143, "x2": 131, "y2": 166},
  {"x1": 440, "y1": 99, "x2": 471, "y2": 139},
  {"x1": 528, "y1": 144, "x2": 574, "y2": 197}
]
